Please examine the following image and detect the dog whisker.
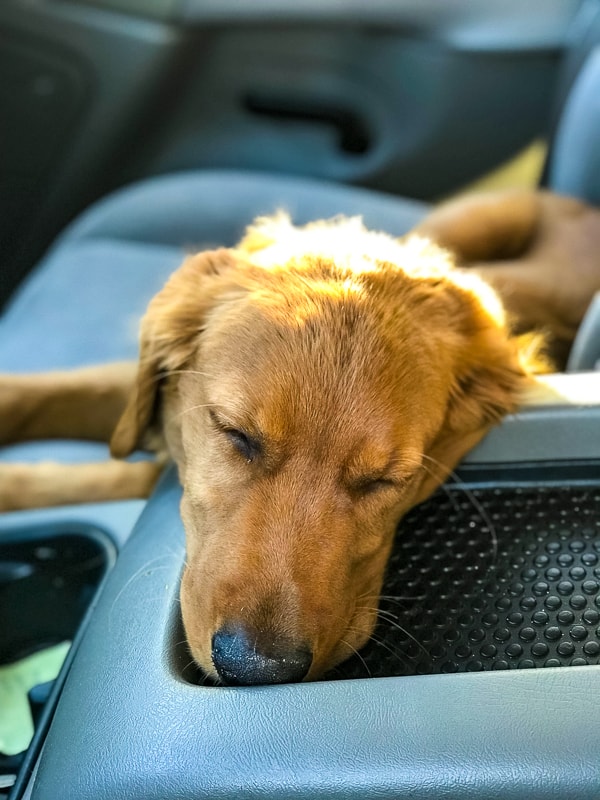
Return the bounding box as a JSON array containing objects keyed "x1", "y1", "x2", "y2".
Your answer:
[
  {"x1": 180, "y1": 656, "x2": 198, "y2": 673},
  {"x1": 176, "y1": 402, "x2": 220, "y2": 420},
  {"x1": 374, "y1": 608, "x2": 400, "y2": 622},
  {"x1": 108, "y1": 554, "x2": 181, "y2": 622},
  {"x1": 365, "y1": 629, "x2": 421, "y2": 667},
  {"x1": 154, "y1": 368, "x2": 217, "y2": 382},
  {"x1": 378, "y1": 594, "x2": 426, "y2": 603},
  {"x1": 419, "y1": 453, "x2": 498, "y2": 564},
  {"x1": 180, "y1": 654, "x2": 215, "y2": 686},
  {"x1": 339, "y1": 638, "x2": 372, "y2": 678},
  {"x1": 343, "y1": 623, "x2": 420, "y2": 671},
  {"x1": 355, "y1": 605, "x2": 430, "y2": 658},
  {"x1": 354, "y1": 590, "x2": 383, "y2": 606}
]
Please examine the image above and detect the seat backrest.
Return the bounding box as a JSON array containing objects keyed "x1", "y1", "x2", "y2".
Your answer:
[
  {"x1": 545, "y1": 0, "x2": 600, "y2": 203},
  {"x1": 547, "y1": 46, "x2": 600, "y2": 203},
  {"x1": 543, "y1": 0, "x2": 600, "y2": 205}
]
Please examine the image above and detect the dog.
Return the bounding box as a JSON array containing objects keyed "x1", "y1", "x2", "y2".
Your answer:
[{"x1": 1, "y1": 189, "x2": 599, "y2": 684}]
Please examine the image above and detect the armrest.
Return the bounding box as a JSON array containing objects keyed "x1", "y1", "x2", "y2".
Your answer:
[
  {"x1": 25, "y1": 377, "x2": 600, "y2": 799},
  {"x1": 465, "y1": 371, "x2": 600, "y2": 465}
]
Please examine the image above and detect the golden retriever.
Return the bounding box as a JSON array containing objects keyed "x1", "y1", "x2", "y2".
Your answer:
[{"x1": 1, "y1": 189, "x2": 599, "y2": 684}]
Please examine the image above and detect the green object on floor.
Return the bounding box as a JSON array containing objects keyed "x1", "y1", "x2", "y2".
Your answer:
[{"x1": 0, "y1": 642, "x2": 70, "y2": 756}]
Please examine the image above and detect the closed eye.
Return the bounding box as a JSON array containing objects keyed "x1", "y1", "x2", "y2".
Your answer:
[
  {"x1": 224, "y1": 427, "x2": 261, "y2": 463},
  {"x1": 209, "y1": 410, "x2": 261, "y2": 463},
  {"x1": 352, "y1": 476, "x2": 398, "y2": 497}
]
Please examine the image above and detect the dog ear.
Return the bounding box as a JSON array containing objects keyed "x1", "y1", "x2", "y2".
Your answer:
[
  {"x1": 110, "y1": 249, "x2": 239, "y2": 458},
  {"x1": 415, "y1": 190, "x2": 540, "y2": 263},
  {"x1": 412, "y1": 340, "x2": 530, "y2": 505},
  {"x1": 411, "y1": 276, "x2": 534, "y2": 505}
]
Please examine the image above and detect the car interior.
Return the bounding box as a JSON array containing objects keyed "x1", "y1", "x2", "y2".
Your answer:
[{"x1": 1, "y1": 0, "x2": 600, "y2": 797}]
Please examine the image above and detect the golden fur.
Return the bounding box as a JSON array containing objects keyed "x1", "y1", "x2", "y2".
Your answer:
[
  {"x1": 111, "y1": 204, "x2": 538, "y2": 681},
  {"x1": 2, "y1": 189, "x2": 599, "y2": 682}
]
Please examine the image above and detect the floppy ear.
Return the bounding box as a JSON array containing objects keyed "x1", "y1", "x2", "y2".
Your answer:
[
  {"x1": 415, "y1": 190, "x2": 540, "y2": 263},
  {"x1": 412, "y1": 340, "x2": 530, "y2": 505},
  {"x1": 110, "y1": 249, "x2": 239, "y2": 458},
  {"x1": 411, "y1": 277, "x2": 535, "y2": 505}
]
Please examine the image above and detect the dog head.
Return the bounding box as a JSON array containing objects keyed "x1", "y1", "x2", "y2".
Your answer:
[{"x1": 111, "y1": 216, "x2": 532, "y2": 684}]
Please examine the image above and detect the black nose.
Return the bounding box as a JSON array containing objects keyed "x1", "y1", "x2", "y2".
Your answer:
[{"x1": 211, "y1": 624, "x2": 313, "y2": 685}]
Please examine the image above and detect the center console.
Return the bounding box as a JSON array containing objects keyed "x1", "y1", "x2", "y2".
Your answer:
[{"x1": 7, "y1": 379, "x2": 599, "y2": 800}]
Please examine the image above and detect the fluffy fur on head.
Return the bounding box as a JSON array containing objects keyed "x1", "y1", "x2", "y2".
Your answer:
[
  {"x1": 111, "y1": 212, "x2": 538, "y2": 683},
  {"x1": 4, "y1": 189, "x2": 598, "y2": 681}
]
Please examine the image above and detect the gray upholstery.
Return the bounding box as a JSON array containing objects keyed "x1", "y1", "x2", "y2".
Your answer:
[
  {"x1": 29, "y1": 468, "x2": 600, "y2": 800},
  {"x1": 545, "y1": 38, "x2": 600, "y2": 371},
  {"x1": 547, "y1": 46, "x2": 600, "y2": 204},
  {"x1": 568, "y1": 292, "x2": 600, "y2": 370},
  {"x1": 0, "y1": 170, "x2": 427, "y2": 374},
  {"x1": 0, "y1": 169, "x2": 426, "y2": 465}
]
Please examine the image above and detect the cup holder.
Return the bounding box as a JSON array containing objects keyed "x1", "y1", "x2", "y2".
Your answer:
[{"x1": 0, "y1": 525, "x2": 115, "y2": 796}]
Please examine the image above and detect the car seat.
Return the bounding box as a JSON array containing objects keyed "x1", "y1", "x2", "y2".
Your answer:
[{"x1": 2, "y1": 13, "x2": 600, "y2": 799}]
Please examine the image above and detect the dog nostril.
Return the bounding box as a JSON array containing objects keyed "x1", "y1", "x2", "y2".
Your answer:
[{"x1": 211, "y1": 625, "x2": 313, "y2": 686}]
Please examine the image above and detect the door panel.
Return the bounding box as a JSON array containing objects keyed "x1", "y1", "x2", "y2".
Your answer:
[
  {"x1": 128, "y1": 28, "x2": 559, "y2": 198},
  {"x1": 0, "y1": 0, "x2": 582, "y2": 304}
]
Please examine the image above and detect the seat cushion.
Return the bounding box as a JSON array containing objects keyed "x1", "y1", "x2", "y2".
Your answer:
[{"x1": 0, "y1": 169, "x2": 427, "y2": 463}]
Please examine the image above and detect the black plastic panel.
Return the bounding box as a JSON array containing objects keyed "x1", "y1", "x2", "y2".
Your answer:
[
  {"x1": 0, "y1": 31, "x2": 87, "y2": 298},
  {"x1": 0, "y1": 528, "x2": 112, "y2": 664}
]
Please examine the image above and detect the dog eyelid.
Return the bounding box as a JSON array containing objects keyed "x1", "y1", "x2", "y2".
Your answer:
[
  {"x1": 209, "y1": 410, "x2": 261, "y2": 463},
  {"x1": 224, "y1": 428, "x2": 261, "y2": 463},
  {"x1": 352, "y1": 476, "x2": 398, "y2": 496}
]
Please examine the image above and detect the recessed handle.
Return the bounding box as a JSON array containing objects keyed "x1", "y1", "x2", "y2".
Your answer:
[{"x1": 244, "y1": 91, "x2": 371, "y2": 154}]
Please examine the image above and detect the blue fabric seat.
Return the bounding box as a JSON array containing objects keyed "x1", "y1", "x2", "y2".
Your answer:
[
  {"x1": 0, "y1": 170, "x2": 427, "y2": 464},
  {"x1": 0, "y1": 170, "x2": 427, "y2": 372}
]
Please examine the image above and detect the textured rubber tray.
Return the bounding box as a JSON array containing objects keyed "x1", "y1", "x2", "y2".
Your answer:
[{"x1": 330, "y1": 481, "x2": 600, "y2": 680}]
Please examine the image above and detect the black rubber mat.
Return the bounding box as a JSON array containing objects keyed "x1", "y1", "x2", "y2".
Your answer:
[{"x1": 330, "y1": 481, "x2": 600, "y2": 680}]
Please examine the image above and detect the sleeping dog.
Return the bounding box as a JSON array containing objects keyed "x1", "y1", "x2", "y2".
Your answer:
[{"x1": 1, "y1": 189, "x2": 599, "y2": 684}]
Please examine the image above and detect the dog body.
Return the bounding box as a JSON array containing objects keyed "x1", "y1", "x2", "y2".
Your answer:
[{"x1": 2, "y1": 190, "x2": 599, "y2": 683}]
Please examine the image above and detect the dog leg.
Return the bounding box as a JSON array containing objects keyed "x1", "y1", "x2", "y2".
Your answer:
[
  {"x1": 0, "y1": 459, "x2": 162, "y2": 511},
  {"x1": 417, "y1": 191, "x2": 600, "y2": 366},
  {"x1": 0, "y1": 362, "x2": 136, "y2": 445},
  {"x1": 415, "y1": 190, "x2": 540, "y2": 262}
]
